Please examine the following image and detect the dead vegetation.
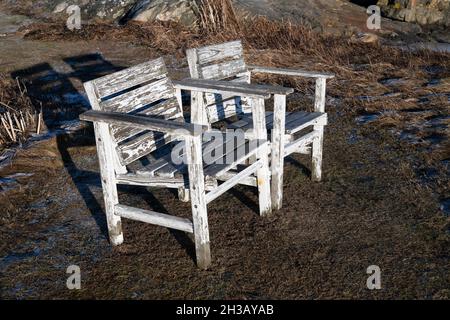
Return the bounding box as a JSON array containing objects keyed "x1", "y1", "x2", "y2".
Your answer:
[
  {"x1": 0, "y1": 74, "x2": 43, "y2": 149},
  {"x1": 196, "y1": 0, "x2": 240, "y2": 34}
]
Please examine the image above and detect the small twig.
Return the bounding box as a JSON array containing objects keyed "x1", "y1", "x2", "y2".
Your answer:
[{"x1": 6, "y1": 111, "x2": 16, "y2": 141}]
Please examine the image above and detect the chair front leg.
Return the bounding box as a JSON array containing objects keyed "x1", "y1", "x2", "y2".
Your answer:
[
  {"x1": 251, "y1": 97, "x2": 272, "y2": 216},
  {"x1": 271, "y1": 94, "x2": 287, "y2": 211},
  {"x1": 94, "y1": 122, "x2": 124, "y2": 246},
  {"x1": 186, "y1": 135, "x2": 211, "y2": 270}
]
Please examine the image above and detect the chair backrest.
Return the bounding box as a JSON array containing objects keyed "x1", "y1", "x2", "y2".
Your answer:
[
  {"x1": 187, "y1": 40, "x2": 252, "y2": 123},
  {"x1": 84, "y1": 57, "x2": 183, "y2": 166}
]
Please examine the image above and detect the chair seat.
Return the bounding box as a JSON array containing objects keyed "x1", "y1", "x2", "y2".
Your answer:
[
  {"x1": 121, "y1": 134, "x2": 267, "y2": 185},
  {"x1": 229, "y1": 111, "x2": 327, "y2": 136}
]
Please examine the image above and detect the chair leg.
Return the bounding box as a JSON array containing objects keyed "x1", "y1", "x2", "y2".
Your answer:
[
  {"x1": 178, "y1": 187, "x2": 190, "y2": 202},
  {"x1": 256, "y1": 143, "x2": 272, "y2": 216},
  {"x1": 186, "y1": 136, "x2": 211, "y2": 270},
  {"x1": 94, "y1": 123, "x2": 124, "y2": 245},
  {"x1": 271, "y1": 94, "x2": 286, "y2": 211},
  {"x1": 312, "y1": 125, "x2": 324, "y2": 182}
]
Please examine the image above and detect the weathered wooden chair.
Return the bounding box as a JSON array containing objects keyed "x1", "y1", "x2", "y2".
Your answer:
[
  {"x1": 79, "y1": 57, "x2": 276, "y2": 269},
  {"x1": 187, "y1": 40, "x2": 335, "y2": 210}
]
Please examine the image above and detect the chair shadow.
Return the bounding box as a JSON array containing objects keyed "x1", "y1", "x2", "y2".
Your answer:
[
  {"x1": 12, "y1": 54, "x2": 123, "y2": 239},
  {"x1": 11, "y1": 53, "x2": 198, "y2": 262},
  {"x1": 285, "y1": 155, "x2": 312, "y2": 178}
]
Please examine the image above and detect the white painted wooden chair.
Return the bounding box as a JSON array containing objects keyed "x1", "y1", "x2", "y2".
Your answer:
[
  {"x1": 79, "y1": 57, "x2": 276, "y2": 269},
  {"x1": 186, "y1": 40, "x2": 335, "y2": 210}
]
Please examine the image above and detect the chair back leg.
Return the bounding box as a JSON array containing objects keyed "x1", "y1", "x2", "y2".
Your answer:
[{"x1": 312, "y1": 124, "x2": 324, "y2": 182}]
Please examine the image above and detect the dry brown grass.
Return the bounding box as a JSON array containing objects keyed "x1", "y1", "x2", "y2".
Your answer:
[
  {"x1": 196, "y1": 0, "x2": 240, "y2": 34},
  {"x1": 0, "y1": 74, "x2": 41, "y2": 148}
]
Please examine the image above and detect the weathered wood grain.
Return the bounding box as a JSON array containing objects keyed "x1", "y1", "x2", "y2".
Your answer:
[
  {"x1": 93, "y1": 57, "x2": 167, "y2": 98},
  {"x1": 271, "y1": 94, "x2": 286, "y2": 211},
  {"x1": 248, "y1": 65, "x2": 335, "y2": 79},
  {"x1": 80, "y1": 110, "x2": 206, "y2": 136},
  {"x1": 195, "y1": 40, "x2": 243, "y2": 65},
  {"x1": 185, "y1": 135, "x2": 211, "y2": 270},
  {"x1": 115, "y1": 204, "x2": 194, "y2": 234}
]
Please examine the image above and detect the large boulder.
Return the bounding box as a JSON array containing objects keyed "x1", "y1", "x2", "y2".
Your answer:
[
  {"x1": 377, "y1": 0, "x2": 450, "y2": 26},
  {"x1": 119, "y1": 0, "x2": 199, "y2": 26},
  {"x1": 2, "y1": 0, "x2": 137, "y2": 22}
]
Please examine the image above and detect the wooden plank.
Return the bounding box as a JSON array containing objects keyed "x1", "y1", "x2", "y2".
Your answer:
[
  {"x1": 312, "y1": 125, "x2": 324, "y2": 182},
  {"x1": 250, "y1": 97, "x2": 272, "y2": 216},
  {"x1": 115, "y1": 204, "x2": 194, "y2": 234},
  {"x1": 205, "y1": 161, "x2": 263, "y2": 204},
  {"x1": 111, "y1": 101, "x2": 182, "y2": 144},
  {"x1": 116, "y1": 174, "x2": 185, "y2": 188},
  {"x1": 80, "y1": 110, "x2": 206, "y2": 136},
  {"x1": 93, "y1": 58, "x2": 167, "y2": 98},
  {"x1": 117, "y1": 131, "x2": 174, "y2": 166},
  {"x1": 216, "y1": 170, "x2": 257, "y2": 187},
  {"x1": 84, "y1": 81, "x2": 127, "y2": 175},
  {"x1": 200, "y1": 59, "x2": 247, "y2": 80},
  {"x1": 195, "y1": 40, "x2": 244, "y2": 65},
  {"x1": 174, "y1": 79, "x2": 293, "y2": 97},
  {"x1": 173, "y1": 80, "x2": 270, "y2": 99},
  {"x1": 93, "y1": 123, "x2": 124, "y2": 245},
  {"x1": 284, "y1": 131, "x2": 317, "y2": 157},
  {"x1": 271, "y1": 94, "x2": 286, "y2": 211},
  {"x1": 315, "y1": 77, "x2": 327, "y2": 113},
  {"x1": 285, "y1": 112, "x2": 327, "y2": 135},
  {"x1": 205, "y1": 97, "x2": 250, "y2": 123},
  {"x1": 248, "y1": 65, "x2": 335, "y2": 79},
  {"x1": 204, "y1": 139, "x2": 266, "y2": 177},
  {"x1": 185, "y1": 135, "x2": 211, "y2": 270},
  {"x1": 100, "y1": 78, "x2": 175, "y2": 113}
]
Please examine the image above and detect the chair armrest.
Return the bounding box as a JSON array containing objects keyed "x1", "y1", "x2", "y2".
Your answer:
[
  {"x1": 248, "y1": 65, "x2": 335, "y2": 79},
  {"x1": 173, "y1": 79, "x2": 294, "y2": 99},
  {"x1": 80, "y1": 110, "x2": 207, "y2": 137}
]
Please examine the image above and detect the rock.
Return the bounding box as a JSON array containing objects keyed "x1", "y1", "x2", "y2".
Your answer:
[
  {"x1": 119, "y1": 0, "x2": 199, "y2": 26},
  {"x1": 4, "y1": 0, "x2": 137, "y2": 22},
  {"x1": 377, "y1": 0, "x2": 450, "y2": 27},
  {"x1": 351, "y1": 32, "x2": 380, "y2": 44}
]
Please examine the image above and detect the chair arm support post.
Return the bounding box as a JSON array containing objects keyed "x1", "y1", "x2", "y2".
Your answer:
[{"x1": 314, "y1": 77, "x2": 327, "y2": 113}]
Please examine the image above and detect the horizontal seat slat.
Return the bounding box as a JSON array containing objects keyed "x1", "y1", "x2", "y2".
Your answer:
[
  {"x1": 117, "y1": 131, "x2": 174, "y2": 166},
  {"x1": 204, "y1": 139, "x2": 267, "y2": 177},
  {"x1": 228, "y1": 111, "x2": 326, "y2": 134}
]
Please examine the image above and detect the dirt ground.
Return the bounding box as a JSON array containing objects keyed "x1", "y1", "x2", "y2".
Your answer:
[{"x1": 0, "y1": 11, "x2": 449, "y2": 299}]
